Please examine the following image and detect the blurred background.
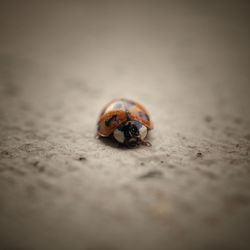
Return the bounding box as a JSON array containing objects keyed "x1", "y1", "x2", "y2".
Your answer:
[{"x1": 0, "y1": 1, "x2": 250, "y2": 250}]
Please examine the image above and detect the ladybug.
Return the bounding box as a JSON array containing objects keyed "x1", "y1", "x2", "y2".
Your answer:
[{"x1": 97, "y1": 98, "x2": 153, "y2": 147}]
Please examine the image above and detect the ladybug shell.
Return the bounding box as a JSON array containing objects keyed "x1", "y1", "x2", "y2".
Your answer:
[{"x1": 97, "y1": 98, "x2": 153, "y2": 137}]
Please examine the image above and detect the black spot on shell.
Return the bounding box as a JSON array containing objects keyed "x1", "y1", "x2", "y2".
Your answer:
[
  {"x1": 105, "y1": 115, "x2": 117, "y2": 127},
  {"x1": 126, "y1": 100, "x2": 135, "y2": 108},
  {"x1": 138, "y1": 111, "x2": 150, "y2": 121}
]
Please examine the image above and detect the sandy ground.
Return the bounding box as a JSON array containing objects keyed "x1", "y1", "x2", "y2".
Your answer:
[{"x1": 0, "y1": 1, "x2": 250, "y2": 250}]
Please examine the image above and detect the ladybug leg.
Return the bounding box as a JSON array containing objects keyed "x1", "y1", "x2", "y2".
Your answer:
[
  {"x1": 139, "y1": 139, "x2": 152, "y2": 147},
  {"x1": 144, "y1": 141, "x2": 152, "y2": 147},
  {"x1": 134, "y1": 137, "x2": 151, "y2": 147}
]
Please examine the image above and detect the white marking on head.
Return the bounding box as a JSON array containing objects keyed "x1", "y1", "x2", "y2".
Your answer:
[
  {"x1": 113, "y1": 128, "x2": 125, "y2": 143},
  {"x1": 138, "y1": 124, "x2": 147, "y2": 140}
]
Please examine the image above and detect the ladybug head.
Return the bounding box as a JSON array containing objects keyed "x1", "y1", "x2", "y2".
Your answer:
[{"x1": 113, "y1": 121, "x2": 148, "y2": 147}]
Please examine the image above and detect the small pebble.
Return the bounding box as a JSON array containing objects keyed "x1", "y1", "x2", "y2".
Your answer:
[
  {"x1": 196, "y1": 152, "x2": 203, "y2": 157},
  {"x1": 33, "y1": 161, "x2": 39, "y2": 166},
  {"x1": 79, "y1": 157, "x2": 87, "y2": 161}
]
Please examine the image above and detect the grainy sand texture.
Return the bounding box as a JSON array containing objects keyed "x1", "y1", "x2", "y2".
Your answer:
[{"x1": 0, "y1": 1, "x2": 250, "y2": 250}]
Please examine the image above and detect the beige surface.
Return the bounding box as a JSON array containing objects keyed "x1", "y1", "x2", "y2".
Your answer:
[{"x1": 0, "y1": 1, "x2": 250, "y2": 250}]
